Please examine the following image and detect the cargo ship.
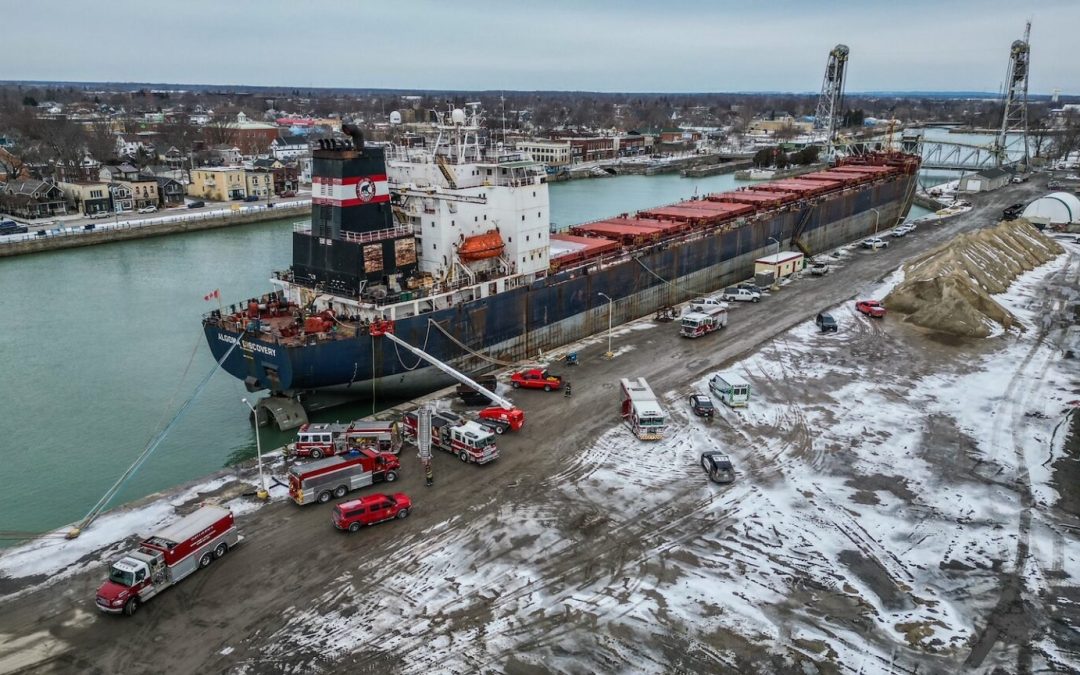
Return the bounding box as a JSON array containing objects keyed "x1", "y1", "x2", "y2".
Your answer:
[{"x1": 203, "y1": 107, "x2": 920, "y2": 428}]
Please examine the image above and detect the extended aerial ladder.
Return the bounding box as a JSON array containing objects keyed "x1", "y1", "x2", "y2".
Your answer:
[{"x1": 369, "y1": 320, "x2": 525, "y2": 430}]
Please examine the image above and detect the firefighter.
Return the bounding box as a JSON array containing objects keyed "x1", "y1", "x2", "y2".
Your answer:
[
  {"x1": 424, "y1": 461, "x2": 434, "y2": 487},
  {"x1": 564, "y1": 381, "x2": 572, "y2": 398}
]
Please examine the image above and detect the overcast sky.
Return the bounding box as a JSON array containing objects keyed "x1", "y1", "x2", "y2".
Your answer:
[{"x1": 3, "y1": 0, "x2": 1077, "y2": 94}]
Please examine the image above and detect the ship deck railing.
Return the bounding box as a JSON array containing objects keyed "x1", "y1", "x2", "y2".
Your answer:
[{"x1": 293, "y1": 222, "x2": 415, "y2": 243}]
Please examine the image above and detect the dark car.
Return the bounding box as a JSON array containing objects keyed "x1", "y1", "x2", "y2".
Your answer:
[
  {"x1": 187, "y1": 200, "x2": 206, "y2": 209},
  {"x1": 1002, "y1": 203, "x2": 1025, "y2": 221},
  {"x1": 243, "y1": 195, "x2": 260, "y2": 202},
  {"x1": 701, "y1": 451, "x2": 735, "y2": 484},
  {"x1": 737, "y1": 281, "x2": 766, "y2": 294},
  {"x1": 815, "y1": 312, "x2": 838, "y2": 333},
  {"x1": 688, "y1": 392, "x2": 715, "y2": 417},
  {"x1": 83, "y1": 223, "x2": 96, "y2": 231},
  {"x1": 0, "y1": 220, "x2": 28, "y2": 235}
]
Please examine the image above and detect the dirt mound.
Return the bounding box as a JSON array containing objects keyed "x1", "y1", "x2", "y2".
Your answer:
[{"x1": 884, "y1": 220, "x2": 1063, "y2": 337}]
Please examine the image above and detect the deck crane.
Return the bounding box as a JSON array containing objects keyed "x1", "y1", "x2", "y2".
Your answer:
[
  {"x1": 813, "y1": 43, "x2": 850, "y2": 162},
  {"x1": 369, "y1": 320, "x2": 525, "y2": 431}
]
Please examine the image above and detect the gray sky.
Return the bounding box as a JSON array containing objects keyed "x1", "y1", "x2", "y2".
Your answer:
[{"x1": 3, "y1": 0, "x2": 1077, "y2": 94}]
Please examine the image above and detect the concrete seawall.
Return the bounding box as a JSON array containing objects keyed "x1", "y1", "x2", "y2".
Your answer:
[{"x1": 0, "y1": 206, "x2": 310, "y2": 258}]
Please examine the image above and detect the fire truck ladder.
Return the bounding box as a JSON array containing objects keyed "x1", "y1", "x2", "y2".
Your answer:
[{"x1": 370, "y1": 320, "x2": 515, "y2": 411}]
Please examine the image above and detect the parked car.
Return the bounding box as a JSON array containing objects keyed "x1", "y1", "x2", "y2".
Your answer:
[
  {"x1": 1002, "y1": 203, "x2": 1025, "y2": 221},
  {"x1": 861, "y1": 237, "x2": 889, "y2": 249},
  {"x1": 687, "y1": 296, "x2": 727, "y2": 313},
  {"x1": 809, "y1": 262, "x2": 830, "y2": 275},
  {"x1": 721, "y1": 287, "x2": 761, "y2": 303},
  {"x1": 815, "y1": 312, "x2": 838, "y2": 332},
  {"x1": 280, "y1": 190, "x2": 297, "y2": 198},
  {"x1": 89, "y1": 211, "x2": 110, "y2": 219},
  {"x1": 187, "y1": 200, "x2": 206, "y2": 209},
  {"x1": 83, "y1": 223, "x2": 96, "y2": 231},
  {"x1": 736, "y1": 281, "x2": 767, "y2": 294},
  {"x1": 0, "y1": 220, "x2": 28, "y2": 235},
  {"x1": 855, "y1": 300, "x2": 887, "y2": 318},
  {"x1": 890, "y1": 227, "x2": 910, "y2": 238},
  {"x1": 137, "y1": 205, "x2": 157, "y2": 214},
  {"x1": 243, "y1": 195, "x2": 260, "y2": 202},
  {"x1": 331, "y1": 493, "x2": 412, "y2": 532},
  {"x1": 688, "y1": 393, "x2": 715, "y2": 418}
]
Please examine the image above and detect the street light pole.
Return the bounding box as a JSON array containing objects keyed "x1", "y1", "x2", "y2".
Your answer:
[
  {"x1": 869, "y1": 207, "x2": 881, "y2": 253},
  {"x1": 598, "y1": 292, "x2": 614, "y2": 359},
  {"x1": 242, "y1": 398, "x2": 270, "y2": 500},
  {"x1": 767, "y1": 236, "x2": 780, "y2": 258}
]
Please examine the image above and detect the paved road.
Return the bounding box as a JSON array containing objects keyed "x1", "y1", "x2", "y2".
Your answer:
[{"x1": 0, "y1": 178, "x2": 1051, "y2": 674}]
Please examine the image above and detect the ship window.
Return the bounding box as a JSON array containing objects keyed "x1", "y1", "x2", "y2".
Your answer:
[
  {"x1": 526, "y1": 235, "x2": 530, "y2": 241},
  {"x1": 474, "y1": 216, "x2": 478, "y2": 222},
  {"x1": 533, "y1": 192, "x2": 536, "y2": 197},
  {"x1": 486, "y1": 169, "x2": 492, "y2": 176},
  {"x1": 451, "y1": 220, "x2": 455, "y2": 227},
  {"x1": 521, "y1": 215, "x2": 525, "y2": 221},
  {"x1": 483, "y1": 215, "x2": 487, "y2": 220},
  {"x1": 433, "y1": 243, "x2": 437, "y2": 250},
  {"x1": 508, "y1": 236, "x2": 512, "y2": 243}
]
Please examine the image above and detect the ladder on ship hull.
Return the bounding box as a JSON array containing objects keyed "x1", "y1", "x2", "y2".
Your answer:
[{"x1": 787, "y1": 202, "x2": 817, "y2": 257}]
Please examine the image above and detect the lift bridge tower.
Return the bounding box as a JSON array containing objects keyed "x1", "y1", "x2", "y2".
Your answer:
[
  {"x1": 996, "y1": 22, "x2": 1031, "y2": 168},
  {"x1": 814, "y1": 44, "x2": 850, "y2": 160}
]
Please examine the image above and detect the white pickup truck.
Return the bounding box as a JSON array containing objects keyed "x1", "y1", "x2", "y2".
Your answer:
[
  {"x1": 687, "y1": 296, "x2": 728, "y2": 312},
  {"x1": 720, "y1": 287, "x2": 761, "y2": 303}
]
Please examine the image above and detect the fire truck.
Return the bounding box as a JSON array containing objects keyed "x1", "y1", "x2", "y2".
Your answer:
[
  {"x1": 95, "y1": 506, "x2": 238, "y2": 616},
  {"x1": 287, "y1": 447, "x2": 401, "y2": 505},
  {"x1": 679, "y1": 305, "x2": 728, "y2": 338},
  {"x1": 288, "y1": 420, "x2": 402, "y2": 459},
  {"x1": 403, "y1": 410, "x2": 499, "y2": 464},
  {"x1": 620, "y1": 377, "x2": 668, "y2": 440}
]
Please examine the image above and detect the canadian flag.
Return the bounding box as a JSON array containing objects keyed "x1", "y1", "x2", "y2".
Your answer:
[{"x1": 203, "y1": 289, "x2": 220, "y2": 301}]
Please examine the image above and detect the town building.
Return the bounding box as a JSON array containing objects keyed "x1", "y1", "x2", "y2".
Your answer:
[
  {"x1": 210, "y1": 145, "x2": 243, "y2": 166},
  {"x1": 245, "y1": 169, "x2": 273, "y2": 199},
  {"x1": 754, "y1": 251, "x2": 805, "y2": 280},
  {"x1": 188, "y1": 167, "x2": 248, "y2": 201},
  {"x1": 516, "y1": 140, "x2": 572, "y2": 168},
  {"x1": 99, "y1": 163, "x2": 141, "y2": 183},
  {"x1": 270, "y1": 134, "x2": 309, "y2": 160},
  {"x1": 251, "y1": 158, "x2": 299, "y2": 194},
  {"x1": 121, "y1": 175, "x2": 160, "y2": 209},
  {"x1": 108, "y1": 183, "x2": 134, "y2": 212},
  {"x1": 1, "y1": 179, "x2": 68, "y2": 219},
  {"x1": 154, "y1": 176, "x2": 186, "y2": 207},
  {"x1": 58, "y1": 181, "x2": 112, "y2": 216}
]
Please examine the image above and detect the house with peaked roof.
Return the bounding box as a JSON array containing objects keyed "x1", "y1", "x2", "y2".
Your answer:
[
  {"x1": 270, "y1": 134, "x2": 309, "y2": 160},
  {"x1": 108, "y1": 183, "x2": 134, "y2": 212},
  {"x1": 59, "y1": 181, "x2": 112, "y2": 216},
  {"x1": 99, "y1": 163, "x2": 140, "y2": 183},
  {"x1": 1, "y1": 179, "x2": 69, "y2": 219},
  {"x1": 154, "y1": 176, "x2": 185, "y2": 207}
]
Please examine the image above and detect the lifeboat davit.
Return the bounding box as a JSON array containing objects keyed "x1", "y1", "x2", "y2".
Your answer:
[{"x1": 457, "y1": 230, "x2": 505, "y2": 261}]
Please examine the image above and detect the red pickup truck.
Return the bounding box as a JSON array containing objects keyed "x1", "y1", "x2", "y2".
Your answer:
[
  {"x1": 855, "y1": 300, "x2": 887, "y2": 318},
  {"x1": 510, "y1": 368, "x2": 563, "y2": 391}
]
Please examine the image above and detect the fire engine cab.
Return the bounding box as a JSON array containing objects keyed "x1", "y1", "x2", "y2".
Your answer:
[
  {"x1": 403, "y1": 410, "x2": 499, "y2": 464},
  {"x1": 620, "y1": 377, "x2": 668, "y2": 440}
]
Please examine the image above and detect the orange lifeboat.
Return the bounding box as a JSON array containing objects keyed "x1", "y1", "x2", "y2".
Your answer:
[{"x1": 457, "y1": 230, "x2": 505, "y2": 261}]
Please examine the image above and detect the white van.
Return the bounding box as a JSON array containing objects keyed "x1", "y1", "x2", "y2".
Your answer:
[{"x1": 709, "y1": 372, "x2": 751, "y2": 408}]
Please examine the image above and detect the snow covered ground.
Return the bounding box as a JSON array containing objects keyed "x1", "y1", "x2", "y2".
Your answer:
[{"x1": 245, "y1": 251, "x2": 1079, "y2": 672}]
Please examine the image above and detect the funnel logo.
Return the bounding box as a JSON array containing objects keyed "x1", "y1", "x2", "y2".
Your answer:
[{"x1": 356, "y1": 178, "x2": 376, "y2": 203}]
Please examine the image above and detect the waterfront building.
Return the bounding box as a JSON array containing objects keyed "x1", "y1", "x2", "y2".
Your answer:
[
  {"x1": 188, "y1": 167, "x2": 248, "y2": 201},
  {"x1": 58, "y1": 181, "x2": 112, "y2": 215},
  {"x1": 516, "y1": 140, "x2": 571, "y2": 168},
  {"x1": 120, "y1": 176, "x2": 160, "y2": 209},
  {"x1": 154, "y1": 176, "x2": 186, "y2": 207},
  {"x1": 99, "y1": 163, "x2": 140, "y2": 183},
  {"x1": 0, "y1": 179, "x2": 68, "y2": 219},
  {"x1": 108, "y1": 183, "x2": 134, "y2": 212}
]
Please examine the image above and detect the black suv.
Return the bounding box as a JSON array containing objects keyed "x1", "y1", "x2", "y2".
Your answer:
[
  {"x1": 1002, "y1": 203, "x2": 1025, "y2": 221},
  {"x1": 815, "y1": 312, "x2": 838, "y2": 333},
  {"x1": 688, "y1": 393, "x2": 715, "y2": 417}
]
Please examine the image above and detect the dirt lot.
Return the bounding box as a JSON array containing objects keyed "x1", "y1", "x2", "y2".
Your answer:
[{"x1": 2, "y1": 179, "x2": 1078, "y2": 675}]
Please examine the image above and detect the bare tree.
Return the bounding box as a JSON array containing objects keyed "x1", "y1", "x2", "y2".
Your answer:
[
  {"x1": 203, "y1": 117, "x2": 237, "y2": 147},
  {"x1": 84, "y1": 118, "x2": 118, "y2": 165}
]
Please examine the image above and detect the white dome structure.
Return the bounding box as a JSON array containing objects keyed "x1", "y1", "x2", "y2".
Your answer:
[{"x1": 1022, "y1": 192, "x2": 1080, "y2": 226}]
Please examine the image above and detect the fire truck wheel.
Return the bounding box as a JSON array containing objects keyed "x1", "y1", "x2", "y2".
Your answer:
[
  {"x1": 198, "y1": 552, "x2": 214, "y2": 569},
  {"x1": 348, "y1": 522, "x2": 361, "y2": 533},
  {"x1": 493, "y1": 424, "x2": 505, "y2": 435},
  {"x1": 385, "y1": 470, "x2": 398, "y2": 482},
  {"x1": 317, "y1": 491, "x2": 332, "y2": 504},
  {"x1": 544, "y1": 384, "x2": 552, "y2": 392},
  {"x1": 458, "y1": 451, "x2": 469, "y2": 462},
  {"x1": 396, "y1": 508, "x2": 409, "y2": 519},
  {"x1": 123, "y1": 598, "x2": 139, "y2": 616},
  {"x1": 214, "y1": 543, "x2": 228, "y2": 559},
  {"x1": 332, "y1": 485, "x2": 347, "y2": 498},
  {"x1": 311, "y1": 449, "x2": 323, "y2": 459}
]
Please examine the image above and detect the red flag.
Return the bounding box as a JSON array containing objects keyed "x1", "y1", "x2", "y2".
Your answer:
[{"x1": 203, "y1": 289, "x2": 220, "y2": 301}]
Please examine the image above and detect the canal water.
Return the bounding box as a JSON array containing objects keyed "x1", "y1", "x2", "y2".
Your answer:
[{"x1": 0, "y1": 171, "x2": 930, "y2": 538}]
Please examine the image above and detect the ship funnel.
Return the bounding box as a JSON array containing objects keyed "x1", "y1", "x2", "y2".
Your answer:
[{"x1": 342, "y1": 122, "x2": 366, "y2": 153}]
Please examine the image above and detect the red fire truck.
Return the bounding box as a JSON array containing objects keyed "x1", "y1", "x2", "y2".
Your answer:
[
  {"x1": 95, "y1": 506, "x2": 239, "y2": 616},
  {"x1": 403, "y1": 410, "x2": 499, "y2": 464},
  {"x1": 287, "y1": 447, "x2": 401, "y2": 505},
  {"x1": 288, "y1": 420, "x2": 402, "y2": 459}
]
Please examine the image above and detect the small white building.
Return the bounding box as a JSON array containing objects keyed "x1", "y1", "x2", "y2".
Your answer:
[
  {"x1": 754, "y1": 251, "x2": 804, "y2": 279},
  {"x1": 270, "y1": 134, "x2": 309, "y2": 160},
  {"x1": 959, "y1": 168, "x2": 1011, "y2": 193}
]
